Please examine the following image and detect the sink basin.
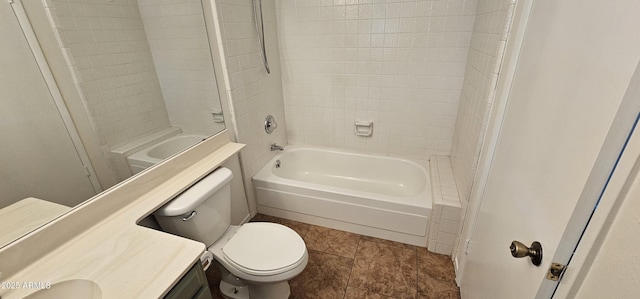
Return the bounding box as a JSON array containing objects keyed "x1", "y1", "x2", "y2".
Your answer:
[{"x1": 24, "y1": 279, "x2": 101, "y2": 299}]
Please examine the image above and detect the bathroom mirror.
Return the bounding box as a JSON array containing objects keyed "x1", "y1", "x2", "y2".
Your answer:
[{"x1": 0, "y1": 0, "x2": 225, "y2": 248}]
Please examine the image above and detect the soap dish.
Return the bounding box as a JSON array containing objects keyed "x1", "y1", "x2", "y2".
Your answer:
[{"x1": 354, "y1": 120, "x2": 373, "y2": 137}]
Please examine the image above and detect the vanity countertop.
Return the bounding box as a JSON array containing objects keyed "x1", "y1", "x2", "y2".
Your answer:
[
  {"x1": 1, "y1": 212, "x2": 205, "y2": 298},
  {"x1": 0, "y1": 198, "x2": 70, "y2": 246},
  {"x1": 0, "y1": 136, "x2": 244, "y2": 298}
]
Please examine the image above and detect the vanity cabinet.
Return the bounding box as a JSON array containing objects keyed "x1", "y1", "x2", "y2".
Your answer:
[{"x1": 164, "y1": 262, "x2": 212, "y2": 299}]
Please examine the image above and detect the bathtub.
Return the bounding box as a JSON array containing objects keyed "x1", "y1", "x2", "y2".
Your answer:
[
  {"x1": 127, "y1": 134, "x2": 207, "y2": 174},
  {"x1": 252, "y1": 146, "x2": 432, "y2": 247}
]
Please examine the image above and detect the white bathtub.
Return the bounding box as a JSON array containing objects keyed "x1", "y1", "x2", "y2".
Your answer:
[
  {"x1": 127, "y1": 134, "x2": 207, "y2": 174},
  {"x1": 252, "y1": 146, "x2": 432, "y2": 247}
]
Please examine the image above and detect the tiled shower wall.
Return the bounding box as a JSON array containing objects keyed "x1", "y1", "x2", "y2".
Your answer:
[
  {"x1": 138, "y1": 0, "x2": 225, "y2": 135},
  {"x1": 450, "y1": 0, "x2": 515, "y2": 206},
  {"x1": 277, "y1": 0, "x2": 477, "y2": 159},
  {"x1": 213, "y1": 0, "x2": 287, "y2": 211},
  {"x1": 44, "y1": 0, "x2": 170, "y2": 148}
]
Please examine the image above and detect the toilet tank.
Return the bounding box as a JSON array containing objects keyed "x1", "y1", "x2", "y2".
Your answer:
[{"x1": 154, "y1": 167, "x2": 233, "y2": 247}]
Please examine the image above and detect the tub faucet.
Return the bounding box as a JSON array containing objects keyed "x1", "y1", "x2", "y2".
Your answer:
[{"x1": 270, "y1": 143, "x2": 284, "y2": 151}]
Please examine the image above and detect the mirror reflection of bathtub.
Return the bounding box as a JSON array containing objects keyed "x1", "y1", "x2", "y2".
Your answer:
[{"x1": 127, "y1": 133, "x2": 209, "y2": 175}]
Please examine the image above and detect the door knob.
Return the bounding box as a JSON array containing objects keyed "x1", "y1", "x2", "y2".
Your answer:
[{"x1": 510, "y1": 240, "x2": 543, "y2": 266}]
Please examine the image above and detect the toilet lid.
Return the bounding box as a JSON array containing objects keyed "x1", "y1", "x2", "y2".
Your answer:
[{"x1": 222, "y1": 222, "x2": 306, "y2": 276}]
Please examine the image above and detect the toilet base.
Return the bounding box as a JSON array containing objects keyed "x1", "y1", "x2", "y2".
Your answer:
[
  {"x1": 219, "y1": 278, "x2": 291, "y2": 299},
  {"x1": 217, "y1": 263, "x2": 292, "y2": 299},
  {"x1": 219, "y1": 280, "x2": 249, "y2": 299},
  {"x1": 247, "y1": 281, "x2": 290, "y2": 299}
]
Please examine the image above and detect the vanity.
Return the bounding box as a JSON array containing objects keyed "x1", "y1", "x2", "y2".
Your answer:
[{"x1": 0, "y1": 133, "x2": 244, "y2": 298}]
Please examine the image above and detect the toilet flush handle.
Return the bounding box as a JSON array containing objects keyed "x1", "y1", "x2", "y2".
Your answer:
[{"x1": 182, "y1": 211, "x2": 197, "y2": 221}]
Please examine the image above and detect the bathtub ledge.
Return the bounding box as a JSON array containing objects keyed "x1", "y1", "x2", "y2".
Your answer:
[{"x1": 428, "y1": 155, "x2": 462, "y2": 256}]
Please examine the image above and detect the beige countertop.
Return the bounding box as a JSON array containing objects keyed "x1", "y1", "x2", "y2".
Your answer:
[
  {"x1": 0, "y1": 134, "x2": 244, "y2": 298},
  {"x1": 0, "y1": 198, "x2": 70, "y2": 246},
  {"x1": 2, "y1": 216, "x2": 205, "y2": 298}
]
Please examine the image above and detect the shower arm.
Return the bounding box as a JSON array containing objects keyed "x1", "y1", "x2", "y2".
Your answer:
[{"x1": 252, "y1": 0, "x2": 271, "y2": 74}]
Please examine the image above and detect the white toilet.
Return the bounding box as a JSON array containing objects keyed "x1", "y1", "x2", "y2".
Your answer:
[{"x1": 154, "y1": 167, "x2": 308, "y2": 299}]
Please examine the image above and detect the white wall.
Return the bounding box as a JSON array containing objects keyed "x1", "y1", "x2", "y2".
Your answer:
[
  {"x1": 277, "y1": 0, "x2": 477, "y2": 159},
  {"x1": 573, "y1": 164, "x2": 640, "y2": 298},
  {"x1": 137, "y1": 0, "x2": 225, "y2": 136},
  {"x1": 457, "y1": 0, "x2": 640, "y2": 295},
  {"x1": 0, "y1": 3, "x2": 97, "y2": 208},
  {"x1": 44, "y1": 0, "x2": 171, "y2": 148}
]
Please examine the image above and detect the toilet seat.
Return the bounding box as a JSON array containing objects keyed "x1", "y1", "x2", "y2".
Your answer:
[{"x1": 222, "y1": 223, "x2": 306, "y2": 276}]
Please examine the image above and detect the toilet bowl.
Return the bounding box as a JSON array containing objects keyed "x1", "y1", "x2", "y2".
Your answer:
[{"x1": 153, "y1": 167, "x2": 307, "y2": 299}]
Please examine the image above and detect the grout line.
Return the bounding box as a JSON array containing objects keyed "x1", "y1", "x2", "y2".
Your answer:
[
  {"x1": 416, "y1": 245, "x2": 420, "y2": 298},
  {"x1": 342, "y1": 235, "x2": 362, "y2": 299}
]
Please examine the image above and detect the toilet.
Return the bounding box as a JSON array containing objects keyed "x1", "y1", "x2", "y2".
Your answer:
[{"x1": 153, "y1": 167, "x2": 308, "y2": 299}]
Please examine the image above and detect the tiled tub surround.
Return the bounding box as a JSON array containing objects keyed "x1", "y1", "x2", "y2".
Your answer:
[
  {"x1": 212, "y1": 0, "x2": 289, "y2": 214},
  {"x1": 43, "y1": 0, "x2": 172, "y2": 147},
  {"x1": 428, "y1": 155, "x2": 462, "y2": 255},
  {"x1": 277, "y1": 0, "x2": 477, "y2": 158},
  {"x1": 253, "y1": 146, "x2": 432, "y2": 246},
  {"x1": 207, "y1": 214, "x2": 461, "y2": 299},
  {"x1": 450, "y1": 0, "x2": 515, "y2": 212},
  {"x1": 138, "y1": 0, "x2": 226, "y2": 135}
]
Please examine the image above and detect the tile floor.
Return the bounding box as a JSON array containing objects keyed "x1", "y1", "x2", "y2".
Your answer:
[{"x1": 206, "y1": 214, "x2": 460, "y2": 299}]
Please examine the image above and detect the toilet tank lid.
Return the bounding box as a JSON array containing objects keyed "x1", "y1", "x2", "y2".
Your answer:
[{"x1": 154, "y1": 167, "x2": 233, "y2": 216}]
